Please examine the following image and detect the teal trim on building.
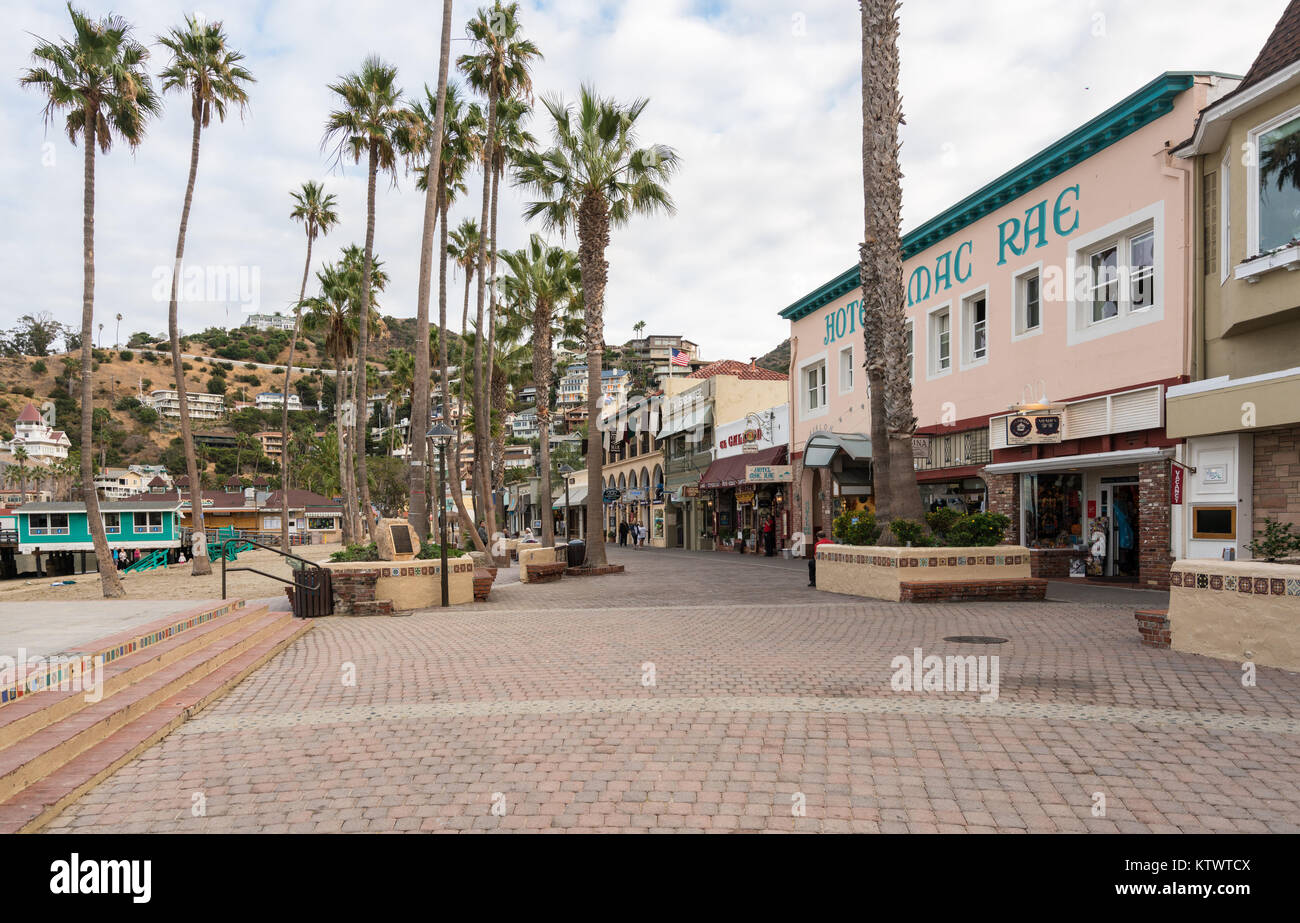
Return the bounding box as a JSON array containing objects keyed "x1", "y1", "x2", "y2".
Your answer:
[
  {"x1": 778, "y1": 71, "x2": 1207, "y2": 323},
  {"x1": 16, "y1": 503, "x2": 180, "y2": 553}
]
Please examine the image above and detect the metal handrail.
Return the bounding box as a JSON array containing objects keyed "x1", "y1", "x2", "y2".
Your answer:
[{"x1": 219, "y1": 537, "x2": 324, "y2": 600}]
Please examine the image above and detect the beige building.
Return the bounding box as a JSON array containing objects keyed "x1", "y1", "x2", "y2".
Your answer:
[{"x1": 1170, "y1": 0, "x2": 1300, "y2": 560}]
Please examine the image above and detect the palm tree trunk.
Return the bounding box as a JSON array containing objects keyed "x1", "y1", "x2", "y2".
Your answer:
[
  {"x1": 334, "y1": 345, "x2": 352, "y2": 544},
  {"x1": 861, "y1": 0, "x2": 926, "y2": 530},
  {"x1": 535, "y1": 300, "x2": 555, "y2": 547},
  {"x1": 578, "y1": 191, "x2": 612, "y2": 568},
  {"x1": 484, "y1": 162, "x2": 502, "y2": 536},
  {"x1": 80, "y1": 103, "x2": 124, "y2": 598},
  {"x1": 471, "y1": 88, "x2": 498, "y2": 563},
  {"x1": 355, "y1": 141, "x2": 379, "y2": 543},
  {"x1": 348, "y1": 351, "x2": 362, "y2": 539},
  {"x1": 281, "y1": 230, "x2": 313, "y2": 550},
  {"x1": 169, "y1": 111, "x2": 213, "y2": 575}
]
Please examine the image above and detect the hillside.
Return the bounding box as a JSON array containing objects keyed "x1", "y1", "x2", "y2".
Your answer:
[{"x1": 755, "y1": 338, "x2": 790, "y2": 374}]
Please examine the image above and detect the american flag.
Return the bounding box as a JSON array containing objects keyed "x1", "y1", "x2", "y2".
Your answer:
[{"x1": 669, "y1": 348, "x2": 689, "y2": 368}]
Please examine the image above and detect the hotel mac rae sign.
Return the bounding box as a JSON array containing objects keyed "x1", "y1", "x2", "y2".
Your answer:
[{"x1": 745, "y1": 465, "x2": 793, "y2": 483}]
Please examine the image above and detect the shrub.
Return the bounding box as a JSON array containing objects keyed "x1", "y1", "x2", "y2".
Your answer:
[
  {"x1": 244, "y1": 363, "x2": 259, "y2": 371},
  {"x1": 890, "y1": 518, "x2": 934, "y2": 547},
  {"x1": 1248, "y1": 518, "x2": 1300, "y2": 562},
  {"x1": 330, "y1": 542, "x2": 379, "y2": 562},
  {"x1": 833, "y1": 510, "x2": 880, "y2": 546},
  {"x1": 119, "y1": 350, "x2": 133, "y2": 362},
  {"x1": 417, "y1": 541, "x2": 465, "y2": 560},
  {"x1": 114, "y1": 395, "x2": 139, "y2": 411},
  {"x1": 31, "y1": 359, "x2": 47, "y2": 375},
  {"x1": 21, "y1": 386, "x2": 34, "y2": 397},
  {"x1": 924, "y1": 507, "x2": 962, "y2": 538},
  {"x1": 946, "y1": 512, "x2": 1010, "y2": 547}
]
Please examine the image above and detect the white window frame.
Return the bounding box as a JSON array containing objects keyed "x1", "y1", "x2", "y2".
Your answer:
[
  {"x1": 1011, "y1": 261, "x2": 1044, "y2": 340},
  {"x1": 103, "y1": 512, "x2": 120, "y2": 535},
  {"x1": 30, "y1": 512, "x2": 70, "y2": 536},
  {"x1": 140, "y1": 511, "x2": 164, "y2": 533},
  {"x1": 1246, "y1": 102, "x2": 1300, "y2": 259},
  {"x1": 959, "y1": 286, "x2": 990, "y2": 369},
  {"x1": 262, "y1": 515, "x2": 281, "y2": 531},
  {"x1": 1065, "y1": 201, "x2": 1165, "y2": 346},
  {"x1": 797, "y1": 352, "x2": 828, "y2": 420},
  {"x1": 904, "y1": 319, "x2": 915, "y2": 383},
  {"x1": 926, "y1": 303, "x2": 953, "y2": 380},
  {"x1": 1220, "y1": 149, "x2": 1232, "y2": 285},
  {"x1": 838, "y1": 344, "x2": 854, "y2": 395}
]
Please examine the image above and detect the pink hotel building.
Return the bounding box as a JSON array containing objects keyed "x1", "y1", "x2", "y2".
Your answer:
[{"x1": 780, "y1": 72, "x2": 1240, "y2": 588}]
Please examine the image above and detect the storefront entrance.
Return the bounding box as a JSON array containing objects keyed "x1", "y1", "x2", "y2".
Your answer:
[{"x1": 1100, "y1": 479, "x2": 1139, "y2": 578}]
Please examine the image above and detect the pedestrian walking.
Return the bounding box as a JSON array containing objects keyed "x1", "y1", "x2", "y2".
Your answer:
[
  {"x1": 808, "y1": 529, "x2": 832, "y2": 587},
  {"x1": 762, "y1": 515, "x2": 776, "y2": 557},
  {"x1": 618, "y1": 520, "x2": 629, "y2": 547}
]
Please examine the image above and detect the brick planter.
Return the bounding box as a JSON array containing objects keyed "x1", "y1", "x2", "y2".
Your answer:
[
  {"x1": 901, "y1": 578, "x2": 1048, "y2": 603},
  {"x1": 565, "y1": 564, "x2": 626, "y2": 577},
  {"x1": 525, "y1": 561, "x2": 566, "y2": 583},
  {"x1": 473, "y1": 568, "x2": 495, "y2": 601},
  {"x1": 1134, "y1": 608, "x2": 1171, "y2": 648},
  {"x1": 330, "y1": 569, "x2": 394, "y2": 616},
  {"x1": 815, "y1": 544, "x2": 1035, "y2": 602}
]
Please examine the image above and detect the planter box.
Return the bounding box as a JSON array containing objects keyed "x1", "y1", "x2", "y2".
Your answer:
[
  {"x1": 814, "y1": 544, "x2": 1034, "y2": 602},
  {"x1": 1169, "y1": 560, "x2": 1300, "y2": 671},
  {"x1": 519, "y1": 545, "x2": 567, "y2": 584},
  {"x1": 324, "y1": 558, "x2": 475, "y2": 612}
]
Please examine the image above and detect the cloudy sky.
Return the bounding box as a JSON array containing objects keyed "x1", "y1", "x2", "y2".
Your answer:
[{"x1": 1, "y1": 0, "x2": 1289, "y2": 362}]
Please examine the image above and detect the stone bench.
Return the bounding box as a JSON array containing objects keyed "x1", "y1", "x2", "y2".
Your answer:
[
  {"x1": 525, "y1": 561, "x2": 567, "y2": 583},
  {"x1": 1134, "y1": 608, "x2": 1170, "y2": 648},
  {"x1": 519, "y1": 545, "x2": 567, "y2": 583},
  {"x1": 899, "y1": 578, "x2": 1048, "y2": 603}
]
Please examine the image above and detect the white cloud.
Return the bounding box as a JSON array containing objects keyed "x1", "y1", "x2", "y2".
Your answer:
[{"x1": 1, "y1": 0, "x2": 1288, "y2": 361}]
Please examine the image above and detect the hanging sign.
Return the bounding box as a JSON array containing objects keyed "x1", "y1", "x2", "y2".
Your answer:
[
  {"x1": 745, "y1": 465, "x2": 793, "y2": 483},
  {"x1": 1007, "y1": 411, "x2": 1064, "y2": 445},
  {"x1": 1170, "y1": 465, "x2": 1184, "y2": 505},
  {"x1": 911, "y1": 436, "x2": 931, "y2": 459}
]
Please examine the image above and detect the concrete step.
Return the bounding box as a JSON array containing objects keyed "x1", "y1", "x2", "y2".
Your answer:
[
  {"x1": 0, "y1": 606, "x2": 292, "y2": 807},
  {"x1": 0, "y1": 612, "x2": 312, "y2": 834},
  {"x1": 0, "y1": 598, "x2": 248, "y2": 709},
  {"x1": 0, "y1": 600, "x2": 270, "y2": 751}
]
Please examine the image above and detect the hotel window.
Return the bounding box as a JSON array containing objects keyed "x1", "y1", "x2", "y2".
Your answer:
[
  {"x1": 905, "y1": 320, "x2": 914, "y2": 382},
  {"x1": 805, "y1": 360, "x2": 827, "y2": 412},
  {"x1": 838, "y1": 345, "x2": 854, "y2": 394},
  {"x1": 140, "y1": 511, "x2": 164, "y2": 533},
  {"x1": 1085, "y1": 224, "x2": 1156, "y2": 324},
  {"x1": 103, "y1": 513, "x2": 120, "y2": 534},
  {"x1": 1254, "y1": 109, "x2": 1300, "y2": 254},
  {"x1": 962, "y1": 292, "x2": 988, "y2": 363},
  {"x1": 928, "y1": 307, "x2": 951, "y2": 375},
  {"x1": 1015, "y1": 270, "x2": 1041, "y2": 335}
]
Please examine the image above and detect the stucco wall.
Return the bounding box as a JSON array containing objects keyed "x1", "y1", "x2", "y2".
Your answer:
[
  {"x1": 815, "y1": 544, "x2": 1033, "y2": 601},
  {"x1": 1169, "y1": 559, "x2": 1300, "y2": 672},
  {"x1": 325, "y1": 558, "x2": 475, "y2": 608}
]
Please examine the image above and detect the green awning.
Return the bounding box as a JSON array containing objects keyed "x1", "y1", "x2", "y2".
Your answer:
[{"x1": 802, "y1": 431, "x2": 872, "y2": 468}]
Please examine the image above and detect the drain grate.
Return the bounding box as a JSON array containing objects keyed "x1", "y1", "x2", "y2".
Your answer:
[{"x1": 943, "y1": 635, "x2": 1008, "y2": 644}]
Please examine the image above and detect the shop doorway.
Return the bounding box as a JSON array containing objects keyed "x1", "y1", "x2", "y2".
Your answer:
[{"x1": 1100, "y1": 480, "x2": 1139, "y2": 579}]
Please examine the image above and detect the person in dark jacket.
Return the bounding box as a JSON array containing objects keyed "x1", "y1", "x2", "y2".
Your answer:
[
  {"x1": 762, "y1": 516, "x2": 776, "y2": 557},
  {"x1": 808, "y1": 529, "x2": 831, "y2": 586},
  {"x1": 618, "y1": 520, "x2": 629, "y2": 547}
]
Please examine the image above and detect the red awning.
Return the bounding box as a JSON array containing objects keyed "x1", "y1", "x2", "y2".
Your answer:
[{"x1": 698, "y1": 446, "x2": 787, "y2": 489}]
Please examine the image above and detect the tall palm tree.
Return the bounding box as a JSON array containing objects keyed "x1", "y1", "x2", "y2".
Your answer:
[
  {"x1": 21, "y1": 3, "x2": 161, "y2": 598},
  {"x1": 302, "y1": 261, "x2": 358, "y2": 543},
  {"x1": 158, "y1": 14, "x2": 253, "y2": 575},
  {"x1": 516, "y1": 85, "x2": 679, "y2": 567},
  {"x1": 501, "y1": 234, "x2": 581, "y2": 548},
  {"x1": 458, "y1": 1, "x2": 541, "y2": 558},
  {"x1": 281, "y1": 180, "x2": 339, "y2": 548},
  {"x1": 402, "y1": 0, "x2": 454, "y2": 541},
  {"x1": 859, "y1": 0, "x2": 925, "y2": 531},
  {"x1": 323, "y1": 56, "x2": 412, "y2": 542},
  {"x1": 12, "y1": 447, "x2": 31, "y2": 503},
  {"x1": 384, "y1": 348, "x2": 415, "y2": 455},
  {"x1": 115, "y1": 312, "x2": 122, "y2": 347}
]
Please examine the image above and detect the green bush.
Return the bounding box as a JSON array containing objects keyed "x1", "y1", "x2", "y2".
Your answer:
[
  {"x1": 1248, "y1": 517, "x2": 1300, "y2": 562},
  {"x1": 890, "y1": 518, "x2": 934, "y2": 546},
  {"x1": 832, "y1": 510, "x2": 880, "y2": 546},
  {"x1": 417, "y1": 540, "x2": 465, "y2": 560},
  {"x1": 330, "y1": 542, "x2": 379, "y2": 562},
  {"x1": 119, "y1": 350, "x2": 133, "y2": 362},
  {"x1": 244, "y1": 363, "x2": 259, "y2": 371},
  {"x1": 31, "y1": 359, "x2": 47, "y2": 375},
  {"x1": 924, "y1": 507, "x2": 962, "y2": 538},
  {"x1": 946, "y1": 512, "x2": 1010, "y2": 547}
]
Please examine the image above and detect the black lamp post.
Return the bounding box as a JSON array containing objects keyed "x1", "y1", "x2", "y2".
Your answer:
[
  {"x1": 427, "y1": 423, "x2": 453, "y2": 607},
  {"x1": 558, "y1": 463, "x2": 573, "y2": 541}
]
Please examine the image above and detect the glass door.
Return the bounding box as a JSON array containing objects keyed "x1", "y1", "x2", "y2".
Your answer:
[{"x1": 1107, "y1": 480, "x2": 1139, "y2": 578}]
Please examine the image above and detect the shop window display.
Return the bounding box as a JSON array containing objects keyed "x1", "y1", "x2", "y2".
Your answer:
[{"x1": 1021, "y1": 473, "x2": 1084, "y2": 548}]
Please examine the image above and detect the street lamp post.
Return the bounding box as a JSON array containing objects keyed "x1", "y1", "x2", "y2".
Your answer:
[
  {"x1": 427, "y1": 423, "x2": 453, "y2": 608},
  {"x1": 558, "y1": 463, "x2": 573, "y2": 543}
]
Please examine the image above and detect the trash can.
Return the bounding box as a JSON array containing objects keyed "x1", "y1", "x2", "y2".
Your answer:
[{"x1": 566, "y1": 539, "x2": 586, "y2": 567}]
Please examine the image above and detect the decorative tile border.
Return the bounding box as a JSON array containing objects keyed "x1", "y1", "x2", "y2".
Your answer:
[
  {"x1": 816, "y1": 550, "x2": 1027, "y2": 568},
  {"x1": 0, "y1": 599, "x2": 244, "y2": 705},
  {"x1": 1170, "y1": 569, "x2": 1300, "y2": 596}
]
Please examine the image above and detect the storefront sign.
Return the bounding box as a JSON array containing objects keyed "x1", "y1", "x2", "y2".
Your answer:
[
  {"x1": 625, "y1": 488, "x2": 647, "y2": 501},
  {"x1": 745, "y1": 465, "x2": 793, "y2": 483},
  {"x1": 911, "y1": 436, "x2": 930, "y2": 459},
  {"x1": 1170, "y1": 465, "x2": 1184, "y2": 505},
  {"x1": 602, "y1": 488, "x2": 620, "y2": 502},
  {"x1": 681, "y1": 485, "x2": 700, "y2": 498},
  {"x1": 735, "y1": 490, "x2": 756, "y2": 504},
  {"x1": 1007, "y1": 413, "x2": 1063, "y2": 445}
]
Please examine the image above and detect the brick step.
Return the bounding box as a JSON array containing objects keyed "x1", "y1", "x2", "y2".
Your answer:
[
  {"x1": 1134, "y1": 608, "x2": 1171, "y2": 648},
  {"x1": 0, "y1": 601, "x2": 271, "y2": 751},
  {"x1": 900, "y1": 578, "x2": 1048, "y2": 603},
  {"x1": 525, "y1": 562, "x2": 566, "y2": 583},
  {"x1": 0, "y1": 598, "x2": 248, "y2": 710},
  {"x1": 0, "y1": 607, "x2": 289, "y2": 806},
  {"x1": 0, "y1": 614, "x2": 312, "y2": 834}
]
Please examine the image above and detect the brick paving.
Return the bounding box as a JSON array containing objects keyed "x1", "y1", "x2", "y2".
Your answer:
[{"x1": 43, "y1": 546, "x2": 1300, "y2": 833}]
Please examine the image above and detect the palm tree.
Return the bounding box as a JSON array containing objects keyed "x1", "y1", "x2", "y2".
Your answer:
[
  {"x1": 402, "y1": 0, "x2": 454, "y2": 541},
  {"x1": 459, "y1": 1, "x2": 542, "y2": 558},
  {"x1": 97, "y1": 322, "x2": 103, "y2": 348},
  {"x1": 115, "y1": 312, "x2": 122, "y2": 347},
  {"x1": 281, "y1": 181, "x2": 339, "y2": 548},
  {"x1": 12, "y1": 447, "x2": 30, "y2": 503},
  {"x1": 859, "y1": 0, "x2": 925, "y2": 531},
  {"x1": 384, "y1": 348, "x2": 415, "y2": 455},
  {"x1": 515, "y1": 85, "x2": 679, "y2": 567},
  {"x1": 338, "y1": 244, "x2": 389, "y2": 537},
  {"x1": 501, "y1": 234, "x2": 581, "y2": 547},
  {"x1": 323, "y1": 56, "x2": 413, "y2": 542},
  {"x1": 302, "y1": 261, "x2": 358, "y2": 542},
  {"x1": 158, "y1": 14, "x2": 254, "y2": 575},
  {"x1": 21, "y1": 3, "x2": 161, "y2": 598}
]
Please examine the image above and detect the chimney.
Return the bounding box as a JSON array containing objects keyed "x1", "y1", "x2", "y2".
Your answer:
[{"x1": 749, "y1": 356, "x2": 757, "y2": 370}]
